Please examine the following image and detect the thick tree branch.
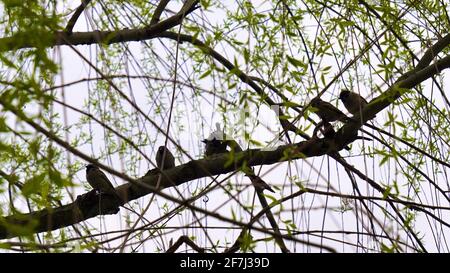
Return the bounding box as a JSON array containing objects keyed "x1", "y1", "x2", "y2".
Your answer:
[
  {"x1": 0, "y1": 0, "x2": 199, "y2": 52},
  {"x1": 416, "y1": 33, "x2": 450, "y2": 70}
]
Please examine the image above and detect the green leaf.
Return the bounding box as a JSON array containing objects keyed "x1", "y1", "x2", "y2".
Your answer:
[
  {"x1": 199, "y1": 69, "x2": 212, "y2": 80},
  {"x1": 381, "y1": 243, "x2": 395, "y2": 253},
  {"x1": 22, "y1": 173, "x2": 46, "y2": 196},
  {"x1": 287, "y1": 56, "x2": 306, "y2": 69}
]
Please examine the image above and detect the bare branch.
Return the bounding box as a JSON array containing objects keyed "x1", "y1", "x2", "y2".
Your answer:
[
  {"x1": 0, "y1": 0, "x2": 199, "y2": 52},
  {"x1": 64, "y1": 0, "x2": 92, "y2": 34},
  {"x1": 166, "y1": 235, "x2": 205, "y2": 253},
  {"x1": 150, "y1": 0, "x2": 171, "y2": 25},
  {"x1": 226, "y1": 141, "x2": 290, "y2": 253}
]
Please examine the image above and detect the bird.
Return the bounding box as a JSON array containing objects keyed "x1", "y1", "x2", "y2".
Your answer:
[
  {"x1": 246, "y1": 174, "x2": 275, "y2": 193},
  {"x1": 339, "y1": 89, "x2": 371, "y2": 116},
  {"x1": 86, "y1": 164, "x2": 122, "y2": 202},
  {"x1": 309, "y1": 97, "x2": 349, "y2": 122},
  {"x1": 156, "y1": 146, "x2": 176, "y2": 170},
  {"x1": 321, "y1": 122, "x2": 351, "y2": 151},
  {"x1": 202, "y1": 137, "x2": 228, "y2": 156},
  {"x1": 202, "y1": 123, "x2": 230, "y2": 156},
  {"x1": 319, "y1": 121, "x2": 372, "y2": 150},
  {"x1": 322, "y1": 121, "x2": 337, "y2": 139}
]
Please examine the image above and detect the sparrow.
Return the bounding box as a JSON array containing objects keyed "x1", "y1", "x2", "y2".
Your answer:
[
  {"x1": 156, "y1": 146, "x2": 176, "y2": 170},
  {"x1": 318, "y1": 121, "x2": 372, "y2": 149},
  {"x1": 321, "y1": 122, "x2": 351, "y2": 151},
  {"x1": 202, "y1": 137, "x2": 228, "y2": 156},
  {"x1": 322, "y1": 122, "x2": 337, "y2": 139},
  {"x1": 309, "y1": 97, "x2": 349, "y2": 122},
  {"x1": 246, "y1": 174, "x2": 275, "y2": 193},
  {"x1": 86, "y1": 164, "x2": 122, "y2": 202},
  {"x1": 339, "y1": 89, "x2": 370, "y2": 116}
]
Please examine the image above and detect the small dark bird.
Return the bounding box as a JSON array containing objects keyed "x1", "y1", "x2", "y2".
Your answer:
[
  {"x1": 156, "y1": 146, "x2": 176, "y2": 170},
  {"x1": 86, "y1": 164, "x2": 122, "y2": 202},
  {"x1": 310, "y1": 97, "x2": 349, "y2": 122},
  {"x1": 318, "y1": 121, "x2": 372, "y2": 150},
  {"x1": 320, "y1": 122, "x2": 351, "y2": 151},
  {"x1": 202, "y1": 137, "x2": 228, "y2": 156},
  {"x1": 247, "y1": 174, "x2": 275, "y2": 193},
  {"x1": 339, "y1": 89, "x2": 370, "y2": 116},
  {"x1": 322, "y1": 122, "x2": 336, "y2": 139}
]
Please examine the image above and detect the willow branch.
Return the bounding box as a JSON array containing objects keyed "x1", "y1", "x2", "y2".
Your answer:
[
  {"x1": 64, "y1": 0, "x2": 92, "y2": 34},
  {"x1": 0, "y1": 0, "x2": 199, "y2": 52},
  {"x1": 150, "y1": 0, "x2": 171, "y2": 25}
]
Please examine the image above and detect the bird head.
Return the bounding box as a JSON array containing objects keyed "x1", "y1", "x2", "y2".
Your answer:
[
  {"x1": 157, "y1": 146, "x2": 167, "y2": 155},
  {"x1": 309, "y1": 97, "x2": 320, "y2": 106},
  {"x1": 86, "y1": 164, "x2": 98, "y2": 173},
  {"x1": 158, "y1": 145, "x2": 173, "y2": 155},
  {"x1": 309, "y1": 97, "x2": 325, "y2": 113},
  {"x1": 202, "y1": 137, "x2": 220, "y2": 144},
  {"x1": 339, "y1": 90, "x2": 350, "y2": 101}
]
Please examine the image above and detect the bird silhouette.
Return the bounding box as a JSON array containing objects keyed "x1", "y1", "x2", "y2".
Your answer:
[
  {"x1": 310, "y1": 97, "x2": 349, "y2": 122},
  {"x1": 86, "y1": 164, "x2": 122, "y2": 202},
  {"x1": 156, "y1": 146, "x2": 176, "y2": 170}
]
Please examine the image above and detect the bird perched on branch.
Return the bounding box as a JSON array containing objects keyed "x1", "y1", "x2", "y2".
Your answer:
[
  {"x1": 310, "y1": 97, "x2": 349, "y2": 122},
  {"x1": 339, "y1": 89, "x2": 374, "y2": 118},
  {"x1": 86, "y1": 164, "x2": 122, "y2": 203},
  {"x1": 202, "y1": 137, "x2": 229, "y2": 156},
  {"x1": 321, "y1": 122, "x2": 351, "y2": 151},
  {"x1": 156, "y1": 146, "x2": 176, "y2": 170},
  {"x1": 202, "y1": 123, "x2": 229, "y2": 156},
  {"x1": 314, "y1": 122, "x2": 371, "y2": 151}
]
